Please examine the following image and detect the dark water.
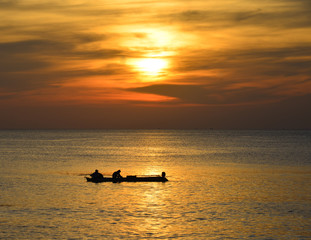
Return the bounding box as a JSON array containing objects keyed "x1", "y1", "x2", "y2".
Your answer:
[{"x1": 1, "y1": 130, "x2": 310, "y2": 239}]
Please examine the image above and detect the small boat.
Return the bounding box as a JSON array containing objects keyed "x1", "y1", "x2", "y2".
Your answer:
[{"x1": 86, "y1": 172, "x2": 168, "y2": 183}]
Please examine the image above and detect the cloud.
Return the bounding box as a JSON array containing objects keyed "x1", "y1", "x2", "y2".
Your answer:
[
  {"x1": 0, "y1": 37, "x2": 129, "y2": 91},
  {"x1": 0, "y1": 37, "x2": 123, "y2": 60},
  {"x1": 170, "y1": 44, "x2": 311, "y2": 93},
  {"x1": 0, "y1": 0, "x2": 310, "y2": 129},
  {"x1": 0, "y1": 0, "x2": 146, "y2": 20},
  {"x1": 160, "y1": 1, "x2": 311, "y2": 30},
  {"x1": 128, "y1": 84, "x2": 282, "y2": 105},
  {"x1": 165, "y1": 43, "x2": 311, "y2": 104},
  {"x1": 222, "y1": 46, "x2": 311, "y2": 77},
  {"x1": 0, "y1": 66, "x2": 131, "y2": 92}
]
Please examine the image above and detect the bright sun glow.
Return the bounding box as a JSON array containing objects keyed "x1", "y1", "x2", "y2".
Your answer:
[
  {"x1": 136, "y1": 58, "x2": 167, "y2": 75},
  {"x1": 117, "y1": 27, "x2": 176, "y2": 81},
  {"x1": 131, "y1": 58, "x2": 169, "y2": 77}
]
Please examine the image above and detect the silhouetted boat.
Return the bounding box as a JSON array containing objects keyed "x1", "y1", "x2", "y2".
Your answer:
[{"x1": 86, "y1": 172, "x2": 168, "y2": 183}]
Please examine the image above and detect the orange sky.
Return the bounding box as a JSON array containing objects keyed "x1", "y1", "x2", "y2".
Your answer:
[{"x1": 1, "y1": 0, "x2": 311, "y2": 129}]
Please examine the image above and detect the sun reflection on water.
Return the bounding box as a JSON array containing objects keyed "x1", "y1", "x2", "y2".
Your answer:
[{"x1": 2, "y1": 130, "x2": 310, "y2": 239}]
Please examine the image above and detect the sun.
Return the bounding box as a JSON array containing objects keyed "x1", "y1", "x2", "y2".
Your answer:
[
  {"x1": 135, "y1": 58, "x2": 168, "y2": 75},
  {"x1": 128, "y1": 58, "x2": 169, "y2": 81},
  {"x1": 119, "y1": 27, "x2": 176, "y2": 81}
]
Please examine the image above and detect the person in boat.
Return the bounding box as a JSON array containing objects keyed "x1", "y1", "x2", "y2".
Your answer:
[
  {"x1": 112, "y1": 169, "x2": 123, "y2": 179},
  {"x1": 90, "y1": 169, "x2": 104, "y2": 180}
]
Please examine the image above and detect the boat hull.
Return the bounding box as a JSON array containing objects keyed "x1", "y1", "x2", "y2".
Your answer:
[{"x1": 86, "y1": 176, "x2": 168, "y2": 183}]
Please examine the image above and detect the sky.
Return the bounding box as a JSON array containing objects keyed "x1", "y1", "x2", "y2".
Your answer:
[{"x1": 1, "y1": 0, "x2": 311, "y2": 129}]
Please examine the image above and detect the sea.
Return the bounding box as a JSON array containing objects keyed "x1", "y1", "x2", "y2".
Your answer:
[{"x1": 0, "y1": 130, "x2": 310, "y2": 239}]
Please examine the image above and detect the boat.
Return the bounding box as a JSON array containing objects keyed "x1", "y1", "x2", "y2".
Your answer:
[{"x1": 86, "y1": 172, "x2": 168, "y2": 183}]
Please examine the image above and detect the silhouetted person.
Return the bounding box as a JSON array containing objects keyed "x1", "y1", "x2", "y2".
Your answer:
[
  {"x1": 112, "y1": 169, "x2": 122, "y2": 179},
  {"x1": 90, "y1": 169, "x2": 103, "y2": 180}
]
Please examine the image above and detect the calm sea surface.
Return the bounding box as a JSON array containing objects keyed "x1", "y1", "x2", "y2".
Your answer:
[{"x1": 0, "y1": 130, "x2": 310, "y2": 239}]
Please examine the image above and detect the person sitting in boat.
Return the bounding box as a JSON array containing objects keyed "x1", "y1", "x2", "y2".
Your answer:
[
  {"x1": 112, "y1": 169, "x2": 123, "y2": 179},
  {"x1": 90, "y1": 169, "x2": 103, "y2": 180}
]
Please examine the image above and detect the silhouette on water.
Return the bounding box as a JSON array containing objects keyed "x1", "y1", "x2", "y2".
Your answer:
[
  {"x1": 90, "y1": 169, "x2": 104, "y2": 181},
  {"x1": 112, "y1": 169, "x2": 123, "y2": 179},
  {"x1": 86, "y1": 170, "x2": 168, "y2": 183}
]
